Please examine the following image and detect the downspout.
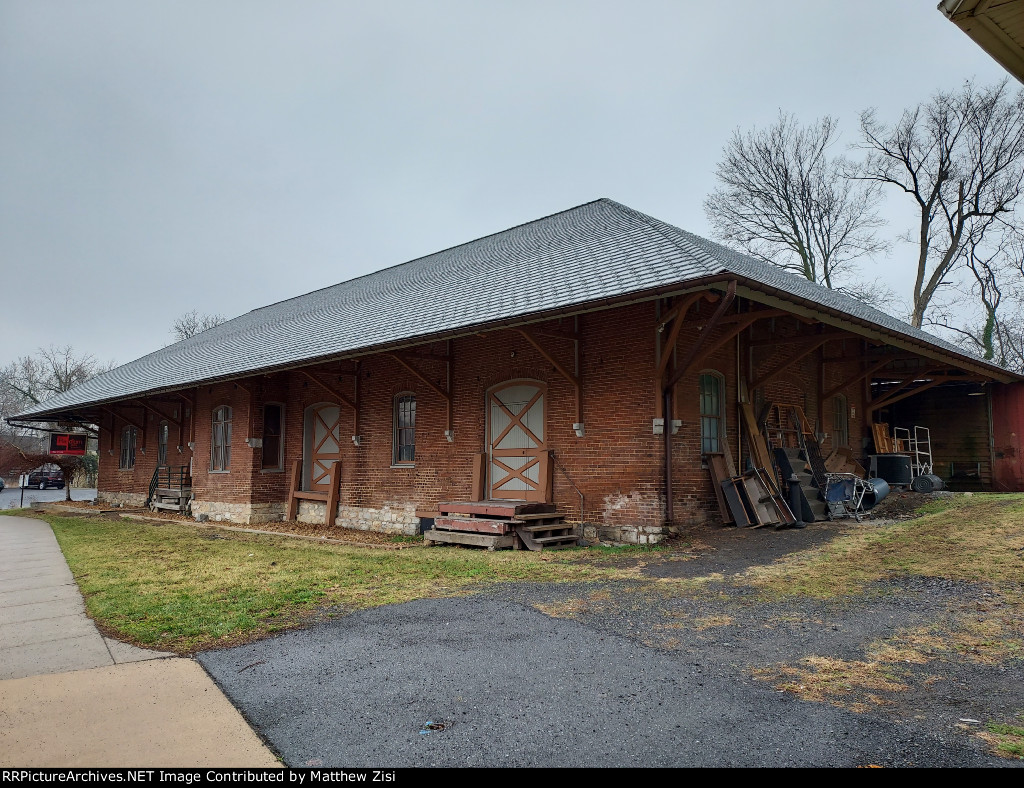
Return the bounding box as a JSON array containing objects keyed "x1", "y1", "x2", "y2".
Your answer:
[
  {"x1": 987, "y1": 386, "x2": 998, "y2": 490},
  {"x1": 664, "y1": 388, "x2": 674, "y2": 525}
]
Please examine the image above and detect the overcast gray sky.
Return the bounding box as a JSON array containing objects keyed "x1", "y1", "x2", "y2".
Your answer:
[{"x1": 0, "y1": 1, "x2": 1012, "y2": 367}]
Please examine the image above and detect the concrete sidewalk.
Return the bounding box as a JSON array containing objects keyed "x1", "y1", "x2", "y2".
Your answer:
[{"x1": 0, "y1": 515, "x2": 280, "y2": 767}]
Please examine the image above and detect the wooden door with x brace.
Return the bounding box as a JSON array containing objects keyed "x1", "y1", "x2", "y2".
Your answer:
[
  {"x1": 487, "y1": 381, "x2": 548, "y2": 502},
  {"x1": 304, "y1": 403, "x2": 343, "y2": 493}
]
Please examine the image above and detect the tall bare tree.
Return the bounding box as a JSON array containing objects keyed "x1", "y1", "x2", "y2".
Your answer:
[
  {"x1": 172, "y1": 310, "x2": 226, "y2": 342},
  {"x1": 928, "y1": 227, "x2": 1024, "y2": 371},
  {"x1": 858, "y1": 79, "x2": 1024, "y2": 328},
  {"x1": 1, "y1": 346, "x2": 113, "y2": 498},
  {"x1": 704, "y1": 113, "x2": 887, "y2": 296}
]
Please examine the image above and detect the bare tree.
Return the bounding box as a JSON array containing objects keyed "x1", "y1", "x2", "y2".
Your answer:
[
  {"x1": 929, "y1": 228, "x2": 1024, "y2": 371},
  {"x1": 704, "y1": 113, "x2": 887, "y2": 295},
  {"x1": 1, "y1": 346, "x2": 113, "y2": 499},
  {"x1": 858, "y1": 79, "x2": 1024, "y2": 328},
  {"x1": 172, "y1": 310, "x2": 226, "y2": 341}
]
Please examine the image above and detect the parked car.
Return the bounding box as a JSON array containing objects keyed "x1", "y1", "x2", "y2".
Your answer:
[
  {"x1": 0, "y1": 478, "x2": 4, "y2": 491},
  {"x1": 25, "y1": 470, "x2": 64, "y2": 490}
]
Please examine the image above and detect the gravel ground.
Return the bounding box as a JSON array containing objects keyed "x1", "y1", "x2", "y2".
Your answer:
[{"x1": 200, "y1": 520, "x2": 1024, "y2": 768}]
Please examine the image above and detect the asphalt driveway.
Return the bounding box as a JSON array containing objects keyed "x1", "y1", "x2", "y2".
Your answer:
[{"x1": 199, "y1": 530, "x2": 1021, "y2": 769}]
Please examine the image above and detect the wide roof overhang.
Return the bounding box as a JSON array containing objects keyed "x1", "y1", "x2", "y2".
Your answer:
[{"x1": 9, "y1": 273, "x2": 1019, "y2": 428}]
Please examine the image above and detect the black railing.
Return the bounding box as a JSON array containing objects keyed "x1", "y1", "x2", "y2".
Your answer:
[{"x1": 146, "y1": 465, "x2": 192, "y2": 506}]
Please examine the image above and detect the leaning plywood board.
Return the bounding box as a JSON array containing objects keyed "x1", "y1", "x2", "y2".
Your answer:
[
  {"x1": 706, "y1": 453, "x2": 735, "y2": 525},
  {"x1": 740, "y1": 402, "x2": 775, "y2": 472},
  {"x1": 741, "y1": 473, "x2": 777, "y2": 526},
  {"x1": 721, "y1": 477, "x2": 757, "y2": 527}
]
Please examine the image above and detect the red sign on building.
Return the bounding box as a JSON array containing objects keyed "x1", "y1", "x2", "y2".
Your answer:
[{"x1": 49, "y1": 433, "x2": 88, "y2": 456}]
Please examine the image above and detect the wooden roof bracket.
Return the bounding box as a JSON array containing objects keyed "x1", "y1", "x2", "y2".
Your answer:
[
  {"x1": 387, "y1": 349, "x2": 453, "y2": 440},
  {"x1": 174, "y1": 390, "x2": 197, "y2": 446},
  {"x1": 748, "y1": 330, "x2": 841, "y2": 392},
  {"x1": 516, "y1": 325, "x2": 583, "y2": 434},
  {"x1": 132, "y1": 398, "x2": 181, "y2": 426},
  {"x1": 821, "y1": 357, "x2": 896, "y2": 402},
  {"x1": 662, "y1": 281, "x2": 738, "y2": 408},
  {"x1": 867, "y1": 377, "x2": 946, "y2": 413},
  {"x1": 100, "y1": 405, "x2": 146, "y2": 453}
]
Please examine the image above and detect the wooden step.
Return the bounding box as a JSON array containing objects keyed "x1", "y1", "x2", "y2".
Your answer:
[
  {"x1": 155, "y1": 487, "x2": 192, "y2": 497},
  {"x1": 514, "y1": 523, "x2": 578, "y2": 551},
  {"x1": 510, "y1": 513, "x2": 565, "y2": 523},
  {"x1": 518, "y1": 523, "x2": 570, "y2": 533},
  {"x1": 151, "y1": 501, "x2": 186, "y2": 511},
  {"x1": 434, "y1": 516, "x2": 514, "y2": 535},
  {"x1": 438, "y1": 500, "x2": 556, "y2": 519},
  {"x1": 423, "y1": 529, "x2": 514, "y2": 551}
]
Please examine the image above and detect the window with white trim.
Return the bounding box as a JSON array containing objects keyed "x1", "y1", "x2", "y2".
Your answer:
[
  {"x1": 393, "y1": 394, "x2": 416, "y2": 465},
  {"x1": 119, "y1": 426, "x2": 137, "y2": 470},
  {"x1": 698, "y1": 372, "x2": 725, "y2": 455},
  {"x1": 261, "y1": 403, "x2": 284, "y2": 471},
  {"x1": 211, "y1": 406, "x2": 232, "y2": 471}
]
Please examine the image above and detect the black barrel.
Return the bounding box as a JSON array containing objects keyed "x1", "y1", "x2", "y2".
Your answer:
[
  {"x1": 862, "y1": 478, "x2": 891, "y2": 510},
  {"x1": 874, "y1": 454, "x2": 912, "y2": 486},
  {"x1": 911, "y1": 473, "x2": 944, "y2": 493}
]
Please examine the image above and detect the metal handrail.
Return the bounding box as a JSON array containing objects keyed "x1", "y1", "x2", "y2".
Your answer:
[{"x1": 145, "y1": 465, "x2": 191, "y2": 506}]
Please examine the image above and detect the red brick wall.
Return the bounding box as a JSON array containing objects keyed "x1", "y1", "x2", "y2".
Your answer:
[
  {"x1": 94, "y1": 299, "x2": 875, "y2": 528},
  {"x1": 97, "y1": 402, "x2": 193, "y2": 500}
]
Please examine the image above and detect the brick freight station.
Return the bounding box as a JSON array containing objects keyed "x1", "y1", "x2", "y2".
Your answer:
[{"x1": 12, "y1": 200, "x2": 1024, "y2": 545}]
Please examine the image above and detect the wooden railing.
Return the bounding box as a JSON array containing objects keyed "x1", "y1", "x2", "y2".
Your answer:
[{"x1": 286, "y1": 459, "x2": 341, "y2": 527}]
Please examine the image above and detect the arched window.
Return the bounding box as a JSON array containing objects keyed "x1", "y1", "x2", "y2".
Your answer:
[
  {"x1": 119, "y1": 426, "x2": 137, "y2": 470},
  {"x1": 157, "y1": 421, "x2": 169, "y2": 467},
  {"x1": 211, "y1": 406, "x2": 232, "y2": 471},
  {"x1": 832, "y1": 394, "x2": 849, "y2": 448},
  {"x1": 698, "y1": 372, "x2": 725, "y2": 455},
  {"x1": 393, "y1": 394, "x2": 416, "y2": 465},
  {"x1": 261, "y1": 403, "x2": 284, "y2": 471}
]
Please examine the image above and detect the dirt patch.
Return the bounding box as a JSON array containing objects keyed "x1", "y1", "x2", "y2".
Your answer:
[{"x1": 862, "y1": 489, "x2": 955, "y2": 521}]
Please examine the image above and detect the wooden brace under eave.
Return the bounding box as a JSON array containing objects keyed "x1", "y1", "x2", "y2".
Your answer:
[
  {"x1": 515, "y1": 327, "x2": 582, "y2": 426},
  {"x1": 387, "y1": 351, "x2": 453, "y2": 437}
]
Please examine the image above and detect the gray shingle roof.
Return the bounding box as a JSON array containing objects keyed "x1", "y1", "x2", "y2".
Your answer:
[{"x1": 13, "y1": 198, "x2": 1014, "y2": 419}]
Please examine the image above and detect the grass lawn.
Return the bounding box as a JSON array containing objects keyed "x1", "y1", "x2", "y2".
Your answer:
[{"x1": 3, "y1": 512, "x2": 637, "y2": 653}]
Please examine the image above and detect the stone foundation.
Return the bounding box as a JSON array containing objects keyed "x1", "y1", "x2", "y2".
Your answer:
[
  {"x1": 97, "y1": 491, "x2": 147, "y2": 508},
  {"x1": 591, "y1": 523, "x2": 678, "y2": 546},
  {"x1": 297, "y1": 501, "x2": 420, "y2": 536},
  {"x1": 190, "y1": 500, "x2": 286, "y2": 524}
]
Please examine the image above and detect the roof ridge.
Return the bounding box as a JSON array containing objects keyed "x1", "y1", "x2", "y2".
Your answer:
[{"x1": 602, "y1": 200, "x2": 730, "y2": 273}]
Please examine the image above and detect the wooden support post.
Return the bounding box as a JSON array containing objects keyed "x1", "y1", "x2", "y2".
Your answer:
[
  {"x1": 286, "y1": 459, "x2": 302, "y2": 520},
  {"x1": 177, "y1": 391, "x2": 197, "y2": 445},
  {"x1": 539, "y1": 450, "x2": 553, "y2": 504},
  {"x1": 471, "y1": 452, "x2": 487, "y2": 501},
  {"x1": 325, "y1": 461, "x2": 342, "y2": 528}
]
